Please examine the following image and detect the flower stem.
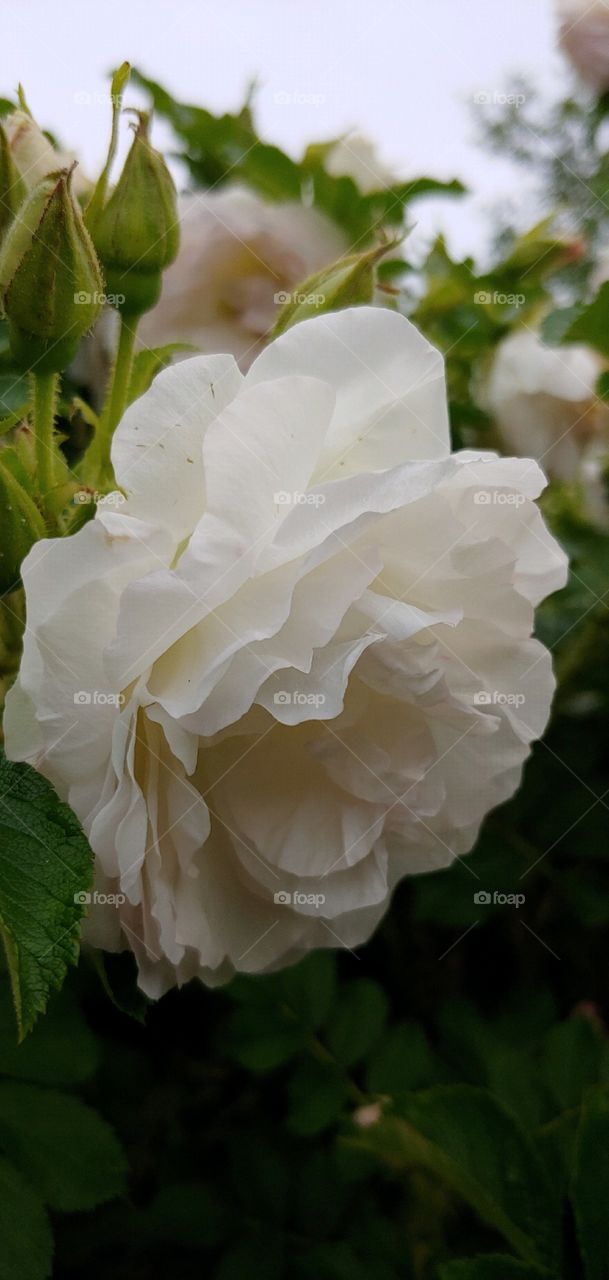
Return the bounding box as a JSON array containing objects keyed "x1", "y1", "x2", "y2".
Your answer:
[
  {"x1": 31, "y1": 371, "x2": 59, "y2": 520},
  {"x1": 86, "y1": 314, "x2": 137, "y2": 488}
]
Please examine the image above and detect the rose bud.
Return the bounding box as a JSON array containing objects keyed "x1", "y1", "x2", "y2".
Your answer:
[
  {"x1": 0, "y1": 168, "x2": 104, "y2": 374},
  {"x1": 4, "y1": 107, "x2": 91, "y2": 200},
  {"x1": 91, "y1": 113, "x2": 179, "y2": 318},
  {"x1": 271, "y1": 240, "x2": 395, "y2": 338},
  {"x1": 0, "y1": 121, "x2": 26, "y2": 245}
]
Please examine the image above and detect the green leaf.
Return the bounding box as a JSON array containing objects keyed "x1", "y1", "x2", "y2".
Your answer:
[
  {"x1": 287, "y1": 1056, "x2": 347, "y2": 1135},
  {"x1": 0, "y1": 1081, "x2": 127, "y2": 1210},
  {"x1": 0, "y1": 753, "x2": 94, "y2": 1039},
  {"x1": 537, "y1": 1109, "x2": 579, "y2": 1198},
  {"x1": 127, "y1": 343, "x2": 197, "y2": 405},
  {"x1": 0, "y1": 457, "x2": 46, "y2": 592},
  {"x1": 225, "y1": 1001, "x2": 305, "y2": 1073},
  {"x1": 540, "y1": 1016, "x2": 607, "y2": 1112},
  {"x1": 572, "y1": 1085, "x2": 609, "y2": 1280},
  {"x1": 367, "y1": 1021, "x2": 436, "y2": 1094},
  {"x1": 279, "y1": 951, "x2": 337, "y2": 1031},
  {"x1": 224, "y1": 953, "x2": 337, "y2": 1071},
  {"x1": 133, "y1": 1181, "x2": 230, "y2": 1249},
  {"x1": 0, "y1": 978, "x2": 98, "y2": 1084},
  {"x1": 349, "y1": 1086, "x2": 558, "y2": 1271},
  {"x1": 438, "y1": 1258, "x2": 547, "y2": 1279},
  {"x1": 89, "y1": 949, "x2": 149, "y2": 1024},
  {"x1": 0, "y1": 1155, "x2": 52, "y2": 1280},
  {"x1": 556, "y1": 281, "x2": 609, "y2": 356},
  {"x1": 326, "y1": 979, "x2": 388, "y2": 1067},
  {"x1": 540, "y1": 304, "x2": 584, "y2": 346},
  {"x1": 132, "y1": 69, "x2": 464, "y2": 244}
]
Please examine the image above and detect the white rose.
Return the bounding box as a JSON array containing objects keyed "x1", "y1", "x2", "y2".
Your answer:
[
  {"x1": 4, "y1": 307, "x2": 567, "y2": 997},
  {"x1": 137, "y1": 187, "x2": 348, "y2": 371},
  {"x1": 557, "y1": 0, "x2": 609, "y2": 93},
  {"x1": 4, "y1": 110, "x2": 91, "y2": 199},
  {"x1": 483, "y1": 329, "x2": 608, "y2": 481},
  {"x1": 323, "y1": 133, "x2": 397, "y2": 193}
]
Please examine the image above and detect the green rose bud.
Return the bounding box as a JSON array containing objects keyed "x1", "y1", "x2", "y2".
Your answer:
[
  {"x1": 0, "y1": 168, "x2": 104, "y2": 374},
  {"x1": 0, "y1": 121, "x2": 26, "y2": 245},
  {"x1": 0, "y1": 452, "x2": 45, "y2": 591},
  {"x1": 270, "y1": 240, "x2": 396, "y2": 338},
  {"x1": 91, "y1": 113, "x2": 179, "y2": 318}
]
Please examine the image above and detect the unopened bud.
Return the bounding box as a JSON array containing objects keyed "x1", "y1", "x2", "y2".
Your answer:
[
  {"x1": 0, "y1": 121, "x2": 26, "y2": 247},
  {"x1": 4, "y1": 108, "x2": 90, "y2": 200},
  {"x1": 91, "y1": 114, "x2": 179, "y2": 318},
  {"x1": 0, "y1": 168, "x2": 104, "y2": 373},
  {"x1": 271, "y1": 241, "x2": 395, "y2": 338}
]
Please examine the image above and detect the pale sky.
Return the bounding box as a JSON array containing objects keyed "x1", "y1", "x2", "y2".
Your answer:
[{"x1": 3, "y1": 0, "x2": 570, "y2": 260}]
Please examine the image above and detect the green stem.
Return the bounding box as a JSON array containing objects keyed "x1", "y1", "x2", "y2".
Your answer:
[
  {"x1": 87, "y1": 314, "x2": 137, "y2": 488},
  {"x1": 31, "y1": 371, "x2": 59, "y2": 519}
]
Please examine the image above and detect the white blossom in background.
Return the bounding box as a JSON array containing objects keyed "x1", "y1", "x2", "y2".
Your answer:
[
  {"x1": 483, "y1": 329, "x2": 608, "y2": 481},
  {"x1": 323, "y1": 133, "x2": 397, "y2": 193},
  {"x1": 5, "y1": 307, "x2": 567, "y2": 996},
  {"x1": 557, "y1": 0, "x2": 609, "y2": 94},
  {"x1": 138, "y1": 187, "x2": 348, "y2": 370}
]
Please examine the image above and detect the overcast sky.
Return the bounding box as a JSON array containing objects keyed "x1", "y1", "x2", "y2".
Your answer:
[{"x1": 3, "y1": 0, "x2": 570, "y2": 260}]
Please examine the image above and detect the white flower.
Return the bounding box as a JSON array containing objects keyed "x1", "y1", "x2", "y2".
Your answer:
[
  {"x1": 4, "y1": 307, "x2": 567, "y2": 996},
  {"x1": 323, "y1": 133, "x2": 397, "y2": 193},
  {"x1": 137, "y1": 187, "x2": 348, "y2": 370},
  {"x1": 4, "y1": 110, "x2": 91, "y2": 199},
  {"x1": 483, "y1": 329, "x2": 608, "y2": 481},
  {"x1": 557, "y1": 0, "x2": 609, "y2": 93}
]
